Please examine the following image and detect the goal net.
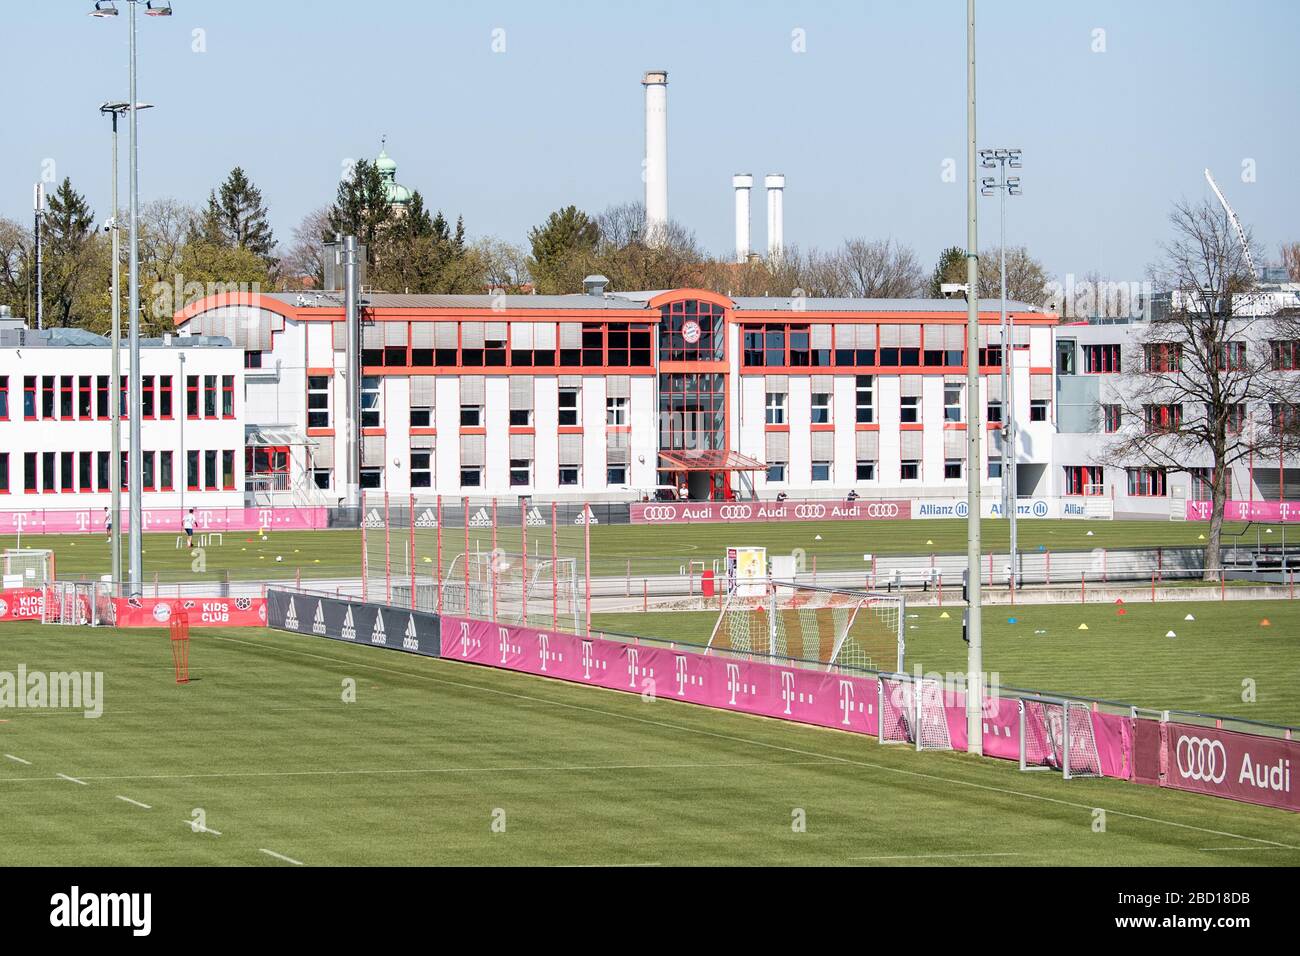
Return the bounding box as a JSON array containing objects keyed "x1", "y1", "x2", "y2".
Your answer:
[
  {"x1": 878, "y1": 674, "x2": 952, "y2": 750},
  {"x1": 1018, "y1": 696, "x2": 1102, "y2": 779},
  {"x1": 41, "y1": 582, "x2": 113, "y2": 626},
  {"x1": 440, "y1": 551, "x2": 580, "y2": 633},
  {"x1": 3, "y1": 549, "x2": 55, "y2": 588},
  {"x1": 706, "y1": 581, "x2": 904, "y2": 673}
]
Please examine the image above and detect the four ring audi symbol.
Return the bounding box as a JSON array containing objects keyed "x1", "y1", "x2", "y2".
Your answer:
[
  {"x1": 865, "y1": 503, "x2": 900, "y2": 518},
  {"x1": 794, "y1": 504, "x2": 826, "y2": 518},
  {"x1": 641, "y1": 506, "x2": 679, "y2": 521},
  {"x1": 718, "y1": 505, "x2": 752, "y2": 520},
  {"x1": 1175, "y1": 735, "x2": 1227, "y2": 783}
]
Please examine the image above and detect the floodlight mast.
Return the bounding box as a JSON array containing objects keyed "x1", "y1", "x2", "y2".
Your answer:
[{"x1": 964, "y1": 0, "x2": 984, "y2": 755}]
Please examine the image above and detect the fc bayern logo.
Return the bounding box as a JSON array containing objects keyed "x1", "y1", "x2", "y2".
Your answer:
[
  {"x1": 0, "y1": 599, "x2": 8, "y2": 618},
  {"x1": 152, "y1": 603, "x2": 172, "y2": 623},
  {"x1": 682, "y1": 319, "x2": 701, "y2": 344}
]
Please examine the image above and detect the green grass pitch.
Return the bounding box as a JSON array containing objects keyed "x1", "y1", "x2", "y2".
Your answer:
[{"x1": 0, "y1": 615, "x2": 1295, "y2": 866}]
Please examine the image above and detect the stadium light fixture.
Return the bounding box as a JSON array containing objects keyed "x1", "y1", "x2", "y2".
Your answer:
[
  {"x1": 89, "y1": 1, "x2": 120, "y2": 16},
  {"x1": 145, "y1": 1, "x2": 173, "y2": 14}
]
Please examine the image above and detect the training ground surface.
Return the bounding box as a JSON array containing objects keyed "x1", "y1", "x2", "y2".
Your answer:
[{"x1": 0, "y1": 622, "x2": 1295, "y2": 866}]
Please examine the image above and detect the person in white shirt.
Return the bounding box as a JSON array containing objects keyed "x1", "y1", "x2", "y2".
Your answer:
[
  {"x1": 182, "y1": 509, "x2": 196, "y2": 549},
  {"x1": 104, "y1": 507, "x2": 112, "y2": 543}
]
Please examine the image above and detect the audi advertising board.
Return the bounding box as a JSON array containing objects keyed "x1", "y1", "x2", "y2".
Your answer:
[
  {"x1": 1161, "y1": 722, "x2": 1298, "y2": 812},
  {"x1": 630, "y1": 499, "x2": 910, "y2": 525},
  {"x1": 266, "y1": 588, "x2": 441, "y2": 659}
]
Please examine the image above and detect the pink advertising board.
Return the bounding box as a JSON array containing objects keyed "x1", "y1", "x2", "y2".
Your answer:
[
  {"x1": 631, "y1": 499, "x2": 911, "y2": 525},
  {"x1": 438, "y1": 616, "x2": 1136, "y2": 780},
  {"x1": 1186, "y1": 500, "x2": 1300, "y2": 522},
  {"x1": 0, "y1": 507, "x2": 331, "y2": 536},
  {"x1": 1159, "y1": 722, "x2": 1298, "y2": 812}
]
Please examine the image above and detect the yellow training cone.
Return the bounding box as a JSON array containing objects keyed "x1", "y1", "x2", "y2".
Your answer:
[
  {"x1": 939, "y1": 611, "x2": 950, "y2": 619},
  {"x1": 1077, "y1": 623, "x2": 1089, "y2": 631}
]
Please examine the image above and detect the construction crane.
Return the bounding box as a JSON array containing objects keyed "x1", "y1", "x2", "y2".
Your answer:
[{"x1": 1204, "y1": 168, "x2": 1258, "y2": 281}]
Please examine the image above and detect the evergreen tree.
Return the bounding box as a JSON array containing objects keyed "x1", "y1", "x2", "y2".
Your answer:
[
  {"x1": 527, "y1": 205, "x2": 599, "y2": 293},
  {"x1": 199, "y1": 167, "x2": 275, "y2": 263},
  {"x1": 928, "y1": 246, "x2": 968, "y2": 297},
  {"x1": 325, "y1": 159, "x2": 392, "y2": 267},
  {"x1": 43, "y1": 177, "x2": 103, "y2": 328}
]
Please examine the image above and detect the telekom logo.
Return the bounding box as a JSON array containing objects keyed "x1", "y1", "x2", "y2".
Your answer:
[
  {"x1": 675, "y1": 655, "x2": 689, "y2": 697},
  {"x1": 459, "y1": 621, "x2": 472, "y2": 657},
  {"x1": 199, "y1": 510, "x2": 213, "y2": 529},
  {"x1": 726, "y1": 664, "x2": 741, "y2": 705},
  {"x1": 537, "y1": 633, "x2": 551, "y2": 671},
  {"x1": 581, "y1": 641, "x2": 595, "y2": 679},
  {"x1": 498, "y1": 626, "x2": 512, "y2": 663},
  {"x1": 838, "y1": 680, "x2": 855, "y2": 725},
  {"x1": 75, "y1": 511, "x2": 90, "y2": 532},
  {"x1": 626, "y1": 649, "x2": 639, "y2": 688},
  {"x1": 12, "y1": 513, "x2": 28, "y2": 532},
  {"x1": 259, "y1": 509, "x2": 273, "y2": 528},
  {"x1": 780, "y1": 671, "x2": 796, "y2": 715}
]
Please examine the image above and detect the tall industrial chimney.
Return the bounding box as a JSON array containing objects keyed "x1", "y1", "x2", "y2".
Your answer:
[
  {"x1": 765, "y1": 173, "x2": 785, "y2": 259},
  {"x1": 732, "y1": 174, "x2": 753, "y2": 263},
  {"x1": 642, "y1": 71, "x2": 668, "y2": 245}
]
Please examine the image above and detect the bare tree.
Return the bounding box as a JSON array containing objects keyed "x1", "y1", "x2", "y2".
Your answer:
[
  {"x1": 276, "y1": 206, "x2": 332, "y2": 290},
  {"x1": 978, "y1": 245, "x2": 1050, "y2": 304},
  {"x1": 809, "y1": 238, "x2": 925, "y2": 298},
  {"x1": 472, "y1": 237, "x2": 532, "y2": 292},
  {"x1": 1105, "y1": 198, "x2": 1266, "y2": 576},
  {"x1": 1280, "y1": 242, "x2": 1300, "y2": 282}
]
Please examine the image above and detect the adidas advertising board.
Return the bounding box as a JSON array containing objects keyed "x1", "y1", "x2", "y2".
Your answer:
[{"x1": 265, "y1": 590, "x2": 440, "y2": 659}]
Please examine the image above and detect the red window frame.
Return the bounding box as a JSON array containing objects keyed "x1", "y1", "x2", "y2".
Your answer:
[
  {"x1": 222, "y1": 375, "x2": 235, "y2": 418},
  {"x1": 141, "y1": 375, "x2": 155, "y2": 419},
  {"x1": 1144, "y1": 403, "x2": 1182, "y2": 433},
  {"x1": 1103, "y1": 404, "x2": 1121, "y2": 433},
  {"x1": 204, "y1": 450, "x2": 219, "y2": 490},
  {"x1": 142, "y1": 450, "x2": 155, "y2": 491},
  {"x1": 96, "y1": 375, "x2": 109, "y2": 419},
  {"x1": 1084, "y1": 344, "x2": 1121, "y2": 373},
  {"x1": 1217, "y1": 342, "x2": 1247, "y2": 372},
  {"x1": 1127, "y1": 467, "x2": 1167, "y2": 497},
  {"x1": 78, "y1": 375, "x2": 92, "y2": 419},
  {"x1": 186, "y1": 375, "x2": 200, "y2": 419},
  {"x1": 1144, "y1": 342, "x2": 1182, "y2": 373},
  {"x1": 1064, "y1": 465, "x2": 1105, "y2": 496},
  {"x1": 1271, "y1": 340, "x2": 1300, "y2": 371},
  {"x1": 79, "y1": 451, "x2": 93, "y2": 492},
  {"x1": 186, "y1": 450, "x2": 200, "y2": 490},
  {"x1": 159, "y1": 375, "x2": 173, "y2": 419},
  {"x1": 0, "y1": 451, "x2": 8, "y2": 493},
  {"x1": 60, "y1": 451, "x2": 74, "y2": 492},
  {"x1": 23, "y1": 376, "x2": 36, "y2": 421},
  {"x1": 60, "y1": 375, "x2": 73, "y2": 419},
  {"x1": 222, "y1": 449, "x2": 235, "y2": 490},
  {"x1": 160, "y1": 450, "x2": 174, "y2": 491},
  {"x1": 119, "y1": 375, "x2": 128, "y2": 419}
]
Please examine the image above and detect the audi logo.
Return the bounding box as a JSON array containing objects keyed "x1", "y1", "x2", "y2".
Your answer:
[
  {"x1": 794, "y1": 504, "x2": 826, "y2": 518},
  {"x1": 865, "y1": 503, "x2": 900, "y2": 518},
  {"x1": 1176, "y1": 735, "x2": 1227, "y2": 784},
  {"x1": 640, "y1": 506, "x2": 679, "y2": 521},
  {"x1": 718, "y1": 505, "x2": 752, "y2": 519}
]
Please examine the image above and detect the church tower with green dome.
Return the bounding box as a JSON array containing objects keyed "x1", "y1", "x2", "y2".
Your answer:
[{"x1": 376, "y1": 138, "x2": 413, "y2": 211}]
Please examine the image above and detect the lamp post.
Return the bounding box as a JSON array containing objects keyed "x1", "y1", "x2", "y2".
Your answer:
[
  {"x1": 964, "y1": 0, "x2": 984, "y2": 755},
  {"x1": 980, "y1": 148, "x2": 1022, "y2": 586},
  {"x1": 91, "y1": 0, "x2": 172, "y2": 596},
  {"x1": 100, "y1": 101, "x2": 152, "y2": 592}
]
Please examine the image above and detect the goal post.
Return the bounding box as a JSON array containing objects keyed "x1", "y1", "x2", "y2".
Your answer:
[
  {"x1": 707, "y1": 580, "x2": 904, "y2": 673},
  {"x1": 878, "y1": 673, "x2": 952, "y2": 751},
  {"x1": 3, "y1": 548, "x2": 55, "y2": 589},
  {"x1": 1018, "y1": 694, "x2": 1103, "y2": 780},
  {"x1": 438, "y1": 551, "x2": 579, "y2": 633}
]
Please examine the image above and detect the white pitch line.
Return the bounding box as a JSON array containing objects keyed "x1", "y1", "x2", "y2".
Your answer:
[
  {"x1": 115, "y1": 795, "x2": 152, "y2": 810},
  {"x1": 4, "y1": 754, "x2": 31, "y2": 765},
  {"x1": 211, "y1": 633, "x2": 1300, "y2": 852},
  {"x1": 259, "y1": 848, "x2": 303, "y2": 866},
  {"x1": 184, "y1": 823, "x2": 222, "y2": 836},
  {"x1": 56, "y1": 773, "x2": 87, "y2": 786},
  {"x1": 1198, "y1": 846, "x2": 1294, "y2": 852},
  {"x1": 850, "y1": 851, "x2": 1025, "y2": 861}
]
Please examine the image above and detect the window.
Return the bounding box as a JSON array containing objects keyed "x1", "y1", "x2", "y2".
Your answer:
[
  {"x1": 411, "y1": 450, "x2": 432, "y2": 488},
  {"x1": 460, "y1": 404, "x2": 482, "y2": 427},
  {"x1": 607, "y1": 464, "x2": 627, "y2": 485},
  {"x1": 41, "y1": 377, "x2": 55, "y2": 418},
  {"x1": 507, "y1": 408, "x2": 529, "y2": 427},
  {"x1": 142, "y1": 451, "x2": 155, "y2": 491},
  {"x1": 119, "y1": 374, "x2": 128, "y2": 417},
  {"x1": 900, "y1": 460, "x2": 919, "y2": 480},
  {"x1": 1030, "y1": 399, "x2": 1048, "y2": 422},
  {"x1": 1103, "y1": 404, "x2": 1122, "y2": 433},
  {"x1": 765, "y1": 392, "x2": 786, "y2": 425},
  {"x1": 23, "y1": 376, "x2": 36, "y2": 419},
  {"x1": 558, "y1": 465, "x2": 580, "y2": 486},
  {"x1": 203, "y1": 375, "x2": 218, "y2": 418},
  {"x1": 1144, "y1": 342, "x2": 1182, "y2": 373},
  {"x1": 159, "y1": 376, "x2": 173, "y2": 419},
  {"x1": 855, "y1": 376, "x2": 873, "y2": 423},
  {"x1": 186, "y1": 375, "x2": 200, "y2": 418},
  {"x1": 1143, "y1": 403, "x2": 1182, "y2": 433},
  {"x1": 244, "y1": 350, "x2": 263, "y2": 369},
  {"x1": 810, "y1": 392, "x2": 831, "y2": 424},
  {"x1": 558, "y1": 388, "x2": 580, "y2": 426},
  {"x1": 606, "y1": 396, "x2": 628, "y2": 426},
  {"x1": 1218, "y1": 341, "x2": 1246, "y2": 371},
  {"x1": 766, "y1": 462, "x2": 786, "y2": 482},
  {"x1": 186, "y1": 451, "x2": 200, "y2": 490},
  {"x1": 24, "y1": 452, "x2": 37, "y2": 492},
  {"x1": 659, "y1": 300, "x2": 726, "y2": 363},
  {"x1": 856, "y1": 460, "x2": 875, "y2": 481},
  {"x1": 120, "y1": 452, "x2": 128, "y2": 490},
  {"x1": 361, "y1": 377, "x2": 381, "y2": 428},
  {"x1": 307, "y1": 376, "x2": 330, "y2": 429},
  {"x1": 979, "y1": 346, "x2": 1003, "y2": 367},
  {"x1": 1221, "y1": 403, "x2": 1247, "y2": 435},
  {"x1": 160, "y1": 451, "x2": 173, "y2": 491},
  {"x1": 509, "y1": 459, "x2": 530, "y2": 487},
  {"x1": 312, "y1": 469, "x2": 331, "y2": 490},
  {"x1": 59, "y1": 376, "x2": 73, "y2": 419},
  {"x1": 222, "y1": 375, "x2": 235, "y2": 418},
  {"x1": 1064, "y1": 465, "x2": 1105, "y2": 496},
  {"x1": 811, "y1": 461, "x2": 831, "y2": 481},
  {"x1": 79, "y1": 452, "x2": 92, "y2": 492},
  {"x1": 1190, "y1": 467, "x2": 1215, "y2": 499},
  {"x1": 458, "y1": 466, "x2": 481, "y2": 488},
  {"x1": 97, "y1": 451, "x2": 109, "y2": 491},
  {"x1": 0, "y1": 376, "x2": 7, "y2": 419},
  {"x1": 95, "y1": 375, "x2": 109, "y2": 418},
  {"x1": 987, "y1": 399, "x2": 1003, "y2": 423},
  {"x1": 60, "y1": 451, "x2": 73, "y2": 492},
  {"x1": 77, "y1": 376, "x2": 91, "y2": 418},
  {"x1": 944, "y1": 383, "x2": 962, "y2": 422},
  {"x1": 900, "y1": 396, "x2": 920, "y2": 423},
  {"x1": 141, "y1": 375, "x2": 155, "y2": 418},
  {"x1": 1084, "y1": 344, "x2": 1121, "y2": 373},
  {"x1": 42, "y1": 452, "x2": 55, "y2": 492},
  {"x1": 361, "y1": 467, "x2": 383, "y2": 489},
  {"x1": 1127, "y1": 467, "x2": 1167, "y2": 497},
  {"x1": 1056, "y1": 340, "x2": 1076, "y2": 375},
  {"x1": 944, "y1": 458, "x2": 962, "y2": 480},
  {"x1": 1271, "y1": 403, "x2": 1300, "y2": 433},
  {"x1": 0, "y1": 452, "x2": 7, "y2": 493},
  {"x1": 988, "y1": 457, "x2": 1003, "y2": 479},
  {"x1": 1270, "y1": 340, "x2": 1300, "y2": 371},
  {"x1": 222, "y1": 450, "x2": 235, "y2": 490},
  {"x1": 204, "y1": 450, "x2": 218, "y2": 490}
]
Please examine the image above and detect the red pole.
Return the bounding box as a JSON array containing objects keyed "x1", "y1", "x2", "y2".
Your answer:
[
  {"x1": 1221, "y1": 569, "x2": 1226, "y2": 602},
  {"x1": 1151, "y1": 573, "x2": 1156, "y2": 603},
  {"x1": 812, "y1": 554, "x2": 817, "y2": 585},
  {"x1": 384, "y1": 490, "x2": 392, "y2": 605},
  {"x1": 987, "y1": 550, "x2": 993, "y2": 587},
  {"x1": 409, "y1": 493, "x2": 416, "y2": 610},
  {"x1": 1045, "y1": 548, "x2": 1051, "y2": 585},
  {"x1": 584, "y1": 500, "x2": 591, "y2": 637},
  {"x1": 937, "y1": 572, "x2": 943, "y2": 606},
  {"x1": 520, "y1": 498, "x2": 528, "y2": 626},
  {"x1": 1080, "y1": 571, "x2": 1085, "y2": 604},
  {"x1": 491, "y1": 497, "x2": 498, "y2": 622},
  {"x1": 551, "y1": 500, "x2": 558, "y2": 631},
  {"x1": 1102, "y1": 548, "x2": 1107, "y2": 584},
  {"x1": 360, "y1": 489, "x2": 368, "y2": 603},
  {"x1": 1291, "y1": 568, "x2": 1295, "y2": 600},
  {"x1": 643, "y1": 578, "x2": 648, "y2": 613},
  {"x1": 463, "y1": 495, "x2": 470, "y2": 619},
  {"x1": 1157, "y1": 546, "x2": 1163, "y2": 583},
  {"x1": 626, "y1": 559, "x2": 631, "y2": 597},
  {"x1": 436, "y1": 495, "x2": 443, "y2": 615}
]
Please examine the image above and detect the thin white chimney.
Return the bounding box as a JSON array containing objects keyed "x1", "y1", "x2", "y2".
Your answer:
[
  {"x1": 642, "y1": 70, "x2": 668, "y2": 245},
  {"x1": 732, "y1": 174, "x2": 753, "y2": 263},
  {"x1": 765, "y1": 174, "x2": 785, "y2": 259}
]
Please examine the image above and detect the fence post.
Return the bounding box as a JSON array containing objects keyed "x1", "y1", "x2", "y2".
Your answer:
[
  {"x1": 583, "y1": 500, "x2": 592, "y2": 637},
  {"x1": 1045, "y1": 548, "x2": 1051, "y2": 586},
  {"x1": 937, "y1": 572, "x2": 943, "y2": 607},
  {"x1": 1151, "y1": 572, "x2": 1156, "y2": 603},
  {"x1": 409, "y1": 493, "x2": 416, "y2": 610},
  {"x1": 360, "y1": 489, "x2": 368, "y2": 603},
  {"x1": 490, "y1": 498, "x2": 498, "y2": 623},
  {"x1": 551, "y1": 500, "x2": 558, "y2": 632},
  {"x1": 436, "y1": 495, "x2": 443, "y2": 616},
  {"x1": 643, "y1": 578, "x2": 648, "y2": 613},
  {"x1": 1157, "y1": 546, "x2": 1163, "y2": 583},
  {"x1": 1221, "y1": 568, "x2": 1226, "y2": 602},
  {"x1": 463, "y1": 496, "x2": 470, "y2": 619},
  {"x1": 384, "y1": 491, "x2": 392, "y2": 605},
  {"x1": 520, "y1": 498, "x2": 528, "y2": 626},
  {"x1": 1080, "y1": 571, "x2": 1085, "y2": 604}
]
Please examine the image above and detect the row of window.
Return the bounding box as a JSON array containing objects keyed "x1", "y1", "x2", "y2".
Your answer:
[
  {"x1": 0, "y1": 374, "x2": 234, "y2": 421},
  {"x1": 741, "y1": 325, "x2": 1012, "y2": 369},
  {"x1": 350, "y1": 377, "x2": 631, "y2": 430},
  {"x1": 762, "y1": 381, "x2": 1046, "y2": 426},
  {"x1": 763, "y1": 458, "x2": 987, "y2": 483},
  {"x1": 346, "y1": 459, "x2": 630, "y2": 492},
  {"x1": 0, "y1": 449, "x2": 236, "y2": 494},
  {"x1": 360, "y1": 323, "x2": 657, "y2": 370},
  {"x1": 1061, "y1": 465, "x2": 1170, "y2": 497},
  {"x1": 1098, "y1": 402, "x2": 1300, "y2": 435}
]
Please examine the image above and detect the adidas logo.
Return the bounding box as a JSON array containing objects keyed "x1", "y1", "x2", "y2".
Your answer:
[
  {"x1": 415, "y1": 508, "x2": 438, "y2": 528},
  {"x1": 341, "y1": 606, "x2": 356, "y2": 641},
  {"x1": 574, "y1": 507, "x2": 599, "y2": 525},
  {"x1": 284, "y1": 598, "x2": 299, "y2": 631},
  {"x1": 526, "y1": 507, "x2": 547, "y2": 527},
  {"x1": 364, "y1": 508, "x2": 384, "y2": 528},
  {"x1": 403, "y1": 615, "x2": 419, "y2": 651},
  {"x1": 371, "y1": 611, "x2": 387, "y2": 645},
  {"x1": 469, "y1": 507, "x2": 492, "y2": 528},
  {"x1": 312, "y1": 601, "x2": 325, "y2": 635}
]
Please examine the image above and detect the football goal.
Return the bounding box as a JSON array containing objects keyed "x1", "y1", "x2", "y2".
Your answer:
[
  {"x1": 878, "y1": 673, "x2": 953, "y2": 751},
  {"x1": 706, "y1": 580, "x2": 905, "y2": 673},
  {"x1": 440, "y1": 551, "x2": 580, "y2": 633},
  {"x1": 1018, "y1": 695, "x2": 1103, "y2": 780}
]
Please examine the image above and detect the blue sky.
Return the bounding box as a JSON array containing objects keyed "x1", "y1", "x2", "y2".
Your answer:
[{"x1": 4, "y1": 0, "x2": 1297, "y2": 285}]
